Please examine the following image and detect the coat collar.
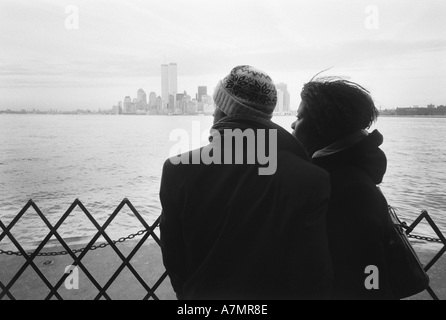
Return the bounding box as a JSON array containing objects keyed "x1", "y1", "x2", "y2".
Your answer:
[{"x1": 312, "y1": 130, "x2": 369, "y2": 159}]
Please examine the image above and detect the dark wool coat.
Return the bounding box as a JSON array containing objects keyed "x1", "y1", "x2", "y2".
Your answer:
[
  {"x1": 312, "y1": 129, "x2": 396, "y2": 300},
  {"x1": 159, "y1": 115, "x2": 333, "y2": 300}
]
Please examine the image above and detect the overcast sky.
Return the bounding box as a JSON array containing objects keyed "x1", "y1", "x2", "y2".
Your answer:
[{"x1": 1, "y1": 0, "x2": 445, "y2": 111}]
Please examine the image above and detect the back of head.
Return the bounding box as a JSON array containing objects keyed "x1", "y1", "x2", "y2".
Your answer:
[
  {"x1": 213, "y1": 65, "x2": 277, "y2": 120},
  {"x1": 300, "y1": 77, "x2": 379, "y2": 142}
]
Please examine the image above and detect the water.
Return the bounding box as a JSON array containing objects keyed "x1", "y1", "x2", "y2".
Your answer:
[{"x1": 0, "y1": 114, "x2": 445, "y2": 250}]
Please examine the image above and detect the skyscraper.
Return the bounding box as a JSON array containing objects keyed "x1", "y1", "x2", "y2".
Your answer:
[
  {"x1": 137, "y1": 88, "x2": 147, "y2": 110},
  {"x1": 156, "y1": 96, "x2": 163, "y2": 112},
  {"x1": 201, "y1": 94, "x2": 214, "y2": 115},
  {"x1": 169, "y1": 63, "x2": 178, "y2": 96},
  {"x1": 175, "y1": 92, "x2": 184, "y2": 114},
  {"x1": 123, "y1": 96, "x2": 132, "y2": 114},
  {"x1": 276, "y1": 89, "x2": 284, "y2": 113},
  {"x1": 197, "y1": 86, "x2": 207, "y2": 102},
  {"x1": 161, "y1": 64, "x2": 169, "y2": 108},
  {"x1": 149, "y1": 92, "x2": 157, "y2": 108},
  {"x1": 161, "y1": 63, "x2": 178, "y2": 111},
  {"x1": 168, "y1": 94, "x2": 175, "y2": 114},
  {"x1": 137, "y1": 89, "x2": 147, "y2": 103},
  {"x1": 275, "y1": 83, "x2": 290, "y2": 112}
]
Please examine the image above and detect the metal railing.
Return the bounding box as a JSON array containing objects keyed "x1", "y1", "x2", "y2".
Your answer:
[
  {"x1": 403, "y1": 210, "x2": 446, "y2": 300},
  {"x1": 0, "y1": 198, "x2": 168, "y2": 300},
  {"x1": 1, "y1": 200, "x2": 445, "y2": 300}
]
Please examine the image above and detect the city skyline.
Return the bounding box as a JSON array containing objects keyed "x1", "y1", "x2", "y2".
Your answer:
[
  {"x1": 1, "y1": 0, "x2": 445, "y2": 111},
  {"x1": 3, "y1": 57, "x2": 444, "y2": 115},
  {"x1": 112, "y1": 61, "x2": 296, "y2": 116},
  {"x1": 109, "y1": 62, "x2": 215, "y2": 115}
]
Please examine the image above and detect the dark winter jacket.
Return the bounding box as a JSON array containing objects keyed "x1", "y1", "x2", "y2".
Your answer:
[
  {"x1": 159, "y1": 115, "x2": 333, "y2": 300},
  {"x1": 312, "y1": 129, "x2": 395, "y2": 300}
]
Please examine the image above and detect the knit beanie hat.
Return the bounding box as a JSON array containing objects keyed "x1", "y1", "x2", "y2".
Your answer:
[{"x1": 213, "y1": 65, "x2": 277, "y2": 119}]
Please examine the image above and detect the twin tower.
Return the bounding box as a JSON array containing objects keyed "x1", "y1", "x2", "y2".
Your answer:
[{"x1": 161, "y1": 63, "x2": 178, "y2": 109}]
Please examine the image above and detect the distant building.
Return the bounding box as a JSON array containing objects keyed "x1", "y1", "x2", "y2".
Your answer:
[
  {"x1": 168, "y1": 94, "x2": 175, "y2": 114},
  {"x1": 111, "y1": 105, "x2": 120, "y2": 115},
  {"x1": 156, "y1": 96, "x2": 163, "y2": 113},
  {"x1": 161, "y1": 62, "x2": 178, "y2": 112},
  {"x1": 123, "y1": 96, "x2": 133, "y2": 114},
  {"x1": 137, "y1": 89, "x2": 147, "y2": 103},
  {"x1": 187, "y1": 99, "x2": 198, "y2": 114},
  {"x1": 137, "y1": 88, "x2": 148, "y2": 111},
  {"x1": 175, "y1": 92, "x2": 186, "y2": 114},
  {"x1": 275, "y1": 83, "x2": 290, "y2": 113},
  {"x1": 395, "y1": 106, "x2": 446, "y2": 116},
  {"x1": 176, "y1": 92, "x2": 185, "y2": 102},
  {"x1": 149, "y1": 92, "x2": 157, "y2": 108},
  {"x1": 197, "y1": 86, "x2": 207, "y2": 102},
  {"x1": 161, "y1": 64, "x2": 169, "y2": 108},
  {"x1": 202, "y1": 94, "x2": 214, "y2": 115},
  {"x1": 169, "y1": 63, "x2": 178, "y2": 96},
  {"x1": 276, "y1": 89, "x2": 284, "y2": 113}
]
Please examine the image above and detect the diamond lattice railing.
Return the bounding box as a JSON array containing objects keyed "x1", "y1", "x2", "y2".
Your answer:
[
  {"x1": 404, "y1": 209, "x2": 446, "y2": 300},
  {"x1": 1, "y1": 200, "x2": 445, "y2": 300},
  {"x1": 0, "y1": 198, "x2": 168, "y2": 300}
]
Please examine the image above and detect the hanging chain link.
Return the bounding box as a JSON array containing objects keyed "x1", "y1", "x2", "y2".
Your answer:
[
  {"x1": 1, "y1": 229, "x2": 443, "y2": 257},
  {"x1": 407, "y1": 233, "x2": 443, "y2": 244},
  {"x1": 0, "y1": 229, "x2": 149, "y2": 257}
]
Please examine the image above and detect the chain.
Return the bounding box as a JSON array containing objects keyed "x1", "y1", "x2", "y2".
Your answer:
[
  {"x1": 0, "y1": 229, "x2": 149, "y2": 257},
  {"x1": 1, "y1": 229, "x2": 443, "y2": 257},
  {"x1": 407, "y1": 233, "x2": 443, "y2": 244}
]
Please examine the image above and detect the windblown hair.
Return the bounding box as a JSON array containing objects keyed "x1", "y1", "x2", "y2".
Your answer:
[{"x1": 300, "y1": 76, "x2": 379, "y2": 141}]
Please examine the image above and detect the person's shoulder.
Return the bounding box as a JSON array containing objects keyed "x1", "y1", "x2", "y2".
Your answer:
[
  {"x1": 330, "y1": 165, "x2": 374, "y2": 190},
  {"x1": 329, "y1": 166, "x2": 386, "y2": 214},
  {"x1": 276, "y1": 151, "x2": 330, "y2": 194},
  {"x1": 163, "y1": 148, "x2": 203, "y2": 167},
  {"x1": 279, "y1": 150, "x2": 329, "y2": 179}
]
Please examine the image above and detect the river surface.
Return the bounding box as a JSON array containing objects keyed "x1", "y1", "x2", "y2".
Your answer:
[{"x1": 0, "y1": 114, "x2": 445, "y2": 250}]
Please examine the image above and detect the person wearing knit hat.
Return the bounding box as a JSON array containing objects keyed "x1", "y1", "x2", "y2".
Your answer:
[
  {"x1": 159, "y1": 65, "x2": 333, "y2": 300},
  {"x1": 213, "y1": 65, "x2": 277, "y2": 120}
]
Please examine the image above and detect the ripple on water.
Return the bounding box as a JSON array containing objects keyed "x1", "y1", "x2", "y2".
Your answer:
[{"x1": 1, "y1": 115, "x2": 446, "y2": 248}]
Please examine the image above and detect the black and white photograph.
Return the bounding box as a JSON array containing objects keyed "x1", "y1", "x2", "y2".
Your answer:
[{"x1": 0, "y1": 0, "x2": 445, "y2": 305}]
